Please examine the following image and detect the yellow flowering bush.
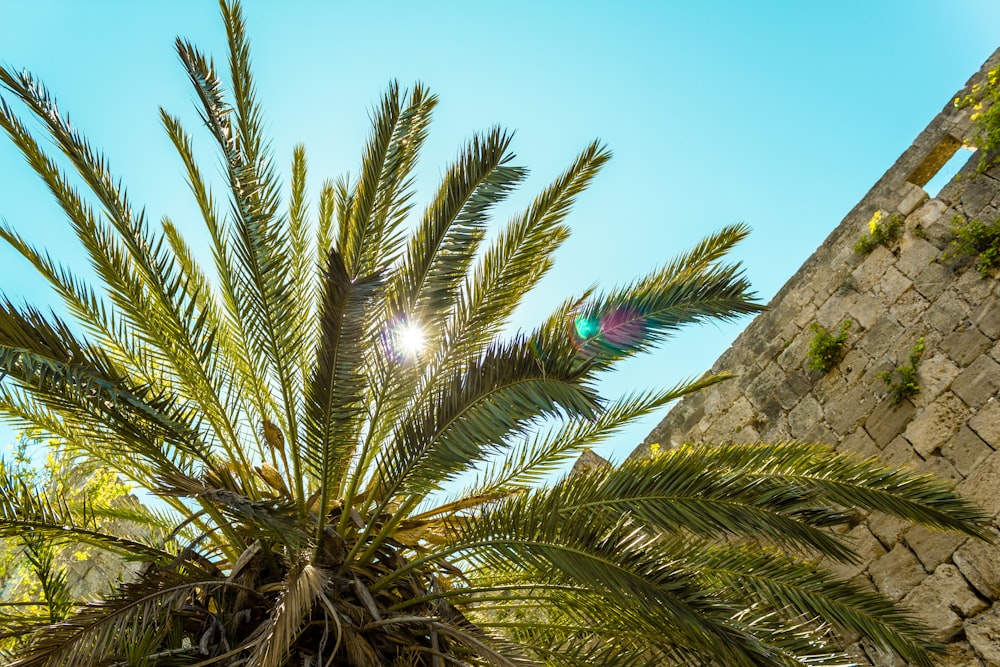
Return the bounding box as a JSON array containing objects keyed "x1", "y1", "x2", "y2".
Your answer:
[
  {"x1": 854, "y1": 210, "x2": 901, "y2": 254},
  {"x1": 955, "y1": 65, "x2": 1000, "y2": 171}
]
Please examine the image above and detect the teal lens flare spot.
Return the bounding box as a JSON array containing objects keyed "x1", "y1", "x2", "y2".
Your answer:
[{"x1": 574, "y1": 315, "x2": 601, "y2": 339}]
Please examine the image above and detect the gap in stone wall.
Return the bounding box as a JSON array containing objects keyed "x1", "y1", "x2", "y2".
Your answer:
[
  {"x1": 906, "y1": 134, "x2": 964, "y2": 190},
  {"x1": 925, "y1": 145, "x2": 977, "y2": 197}
]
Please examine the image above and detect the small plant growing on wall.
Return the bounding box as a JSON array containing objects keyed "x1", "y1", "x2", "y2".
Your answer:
[
  {"x1": 854, "y1": 210, "x2": 901, "y2": 254},
  {"x1": 879, "y1": 337, "x2": 925, "y2": 404},
  {"x1": 807, "y1": 320, "x2": 851, "y2": 373},
  {"x1": 955, "y1": 65, "x2": 1000, "y2": 172},
  {"x1": 948, "y1": 214, "x2": 1000, "y2": 276}
]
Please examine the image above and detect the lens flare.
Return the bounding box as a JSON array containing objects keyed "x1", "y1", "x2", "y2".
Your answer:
[
  {"x1": 600, "y1": 307, "x2": 645, "y2": 349},
  {"x1": 573, "y1": 315, "x2": 601, "y2": 340},
  {"x1": 393, "y1": 321, "x2": 426, "y2": 358},
  {"x1": 569, "y1": 308, "x2": 647, "y2": 356}
]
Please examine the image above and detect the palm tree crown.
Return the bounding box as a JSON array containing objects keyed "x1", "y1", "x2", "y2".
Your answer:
[{"x1": 0, "y1": 3, "x2": 991, "y2": 666}]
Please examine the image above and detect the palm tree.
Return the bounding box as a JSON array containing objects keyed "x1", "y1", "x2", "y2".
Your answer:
[{"x1": 0, "y1": 3, "x2": 990, "y2": 665}]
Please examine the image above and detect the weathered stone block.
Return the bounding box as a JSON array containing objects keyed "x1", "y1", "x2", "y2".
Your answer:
[
  {"x1": 953, "y1": 528, "x2": 1000, "y2": 598},
  {"x1": 804, "y1": 420, "x2": 837, "y2": 445},
  {"x1": 939, "y1": 641, "x2": 986, "y2": 667},
  {"x1": 840, "y1": 427, "x2": 878, "y2": 458},
  {"x1": 968, "y1": 397, "x2": 1000, "y2": 449},
  {"x1": 865, "y1": 397, "x2": 916, "y2": 448},
  {"x1": 745, "y1": 363, "x2": 784, "y2": 412},
  {"x1": 915, "y1": 352, "x2": 960, "y2": 406},
  {"x1": 971, "y1": 293, "x2": 1000, "y2": 340},
  {"x1": 942, "y1": 426, "x2": 993, "y2": 476},
  {"x1": 815, "y1": 293, "x2": 858, "y2": 330},
  {"x1": 921, "y1": 208, "x2": 958, "y2": 250},
  {"x1": 788, "y1": 394, "x2": 823, "y2": 440},
  {"x1": 942, "y1": 326, "x2": 993, "y2": 368},
  {"x1": 793, "y1": 300, "x2": 819, "y2": 329},
  {"x1": 829, "y1": 525, "x2": 887, "y2": 581},
  {"x1": 918, "y1": 453, "x2": 963, "y2": 486},
  {"x1": 852, "y1": 246, "x2": 896, "y2": 293},
  {"x1": 812, "y1": 265, "x2": 853, "y2": 303},
  {"x1": 878, "y1": 265, "x2": 913, "y2": 305},
  {"x1": 958, "y1": 450, "x2": 1000, "y2": 518},
  {"x1": 869, "y1": 513, "x2": 909, "y2": 549},
  {"x1": 922, "y1": 290, "x2": 970, "y2": 334},
  {"x1": 954, "y1": 267, "x2": 996, "y2": 308},
  {"x1": 882, "y1": 435, "x2": 919, "y2": 469},
  {"x1": 743, "y1": 313, "x2": 789, "y2": 362},
  {"x1": 776, "y1": 319, "x2": 803, "y2": 349},
  {"x1": 905, "y1": 523, "x2": 967, "y2": 571},
  {"x1": 914, "y1": 198, "x2": 949, "y2": 229},
  {"x1": 902, "y1": 564, "x2": 986, "y2": 639},
  {"x1": 897, "y1": 236, "x2": 941, "y2": 280},
  {"x1": 857, "y1": 315, "x2": 905, "y2": 360},
  {"x1": 849, "y1": 291, "x2": 885, "y2": 330},
  {"x1": 961, "y1": 175, "x2": 999, "y2": 219},
  {"x1": 965, "y1": 604, "x2": 1000, "y2": 665},
  {"x1": 903, "y1": 391, "x2": 967, "y2": 457},
  {"x1": 898, "y1": 182, "x2": 929, "y2": 215},
  {"x1": 777, "y1": 332, "x2": 809, "y2": 372},
  {"x1": 868, "y1": 544, "x2": 926, "y2": 601},
  {"x1": 951, "y1": 354, "x2": 1000, "y2": 407},
  {"x1": 811, "y1": 359, "x2": 849, "y2": 399},
  {"x1": 889, "y1": 287, "x2": 931, "y2": 327},
  {"x1": 785, "y1": 284, "x2": 816, "y2": 310},
  {"x1": 824, "y1": 383, "x2": 874, "y2": 436},
  {"x1": 700, "y1": 373, "x2": 744, "y2": 418},
  {"x1": 761, "y1": 421, "x2": 792, "y2": 442},
  {"x1": 703, "y1": 395, "x2": 755, "y2": 440},
  {"x1": 777, "y1": 370, "x2": 812, "y2": 411},
  {"x1": 840, "y1": 347, "x2": 873, "y2": 387},
  {"x1": 913, "y1": 261, "x2": 954, "y2": 300}
]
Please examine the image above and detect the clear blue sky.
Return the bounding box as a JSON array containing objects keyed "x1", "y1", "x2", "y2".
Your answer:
[{"x1": 1, "y1": 2, "x2": 998, "y2": 462}]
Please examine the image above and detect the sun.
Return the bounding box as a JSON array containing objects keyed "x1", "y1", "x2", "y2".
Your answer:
[{"x1": 393, "y1": 320, "x2": 426, "y2": 359}]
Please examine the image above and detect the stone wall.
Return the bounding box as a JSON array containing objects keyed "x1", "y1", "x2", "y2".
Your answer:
[{"x1": 638, "y1": 49, "x2": 1000, "y2": 665}]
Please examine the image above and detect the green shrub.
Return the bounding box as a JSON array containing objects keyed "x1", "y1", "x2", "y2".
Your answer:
[
  {"x1": 955, "y1": 65, "x2": 1000, "y2": 172},
  {"x1": 948, "y1": 214, "x2": 1000, "y2": 276},
  {"x1": 854, "y1": 210, "x2": 901, "y2": 254},
  {"x1": 879, "y1": 338, "x2": 924, "y2": 405},
  {"x1": 807, "y1": 320, "x2": 851, "y2": 374}
]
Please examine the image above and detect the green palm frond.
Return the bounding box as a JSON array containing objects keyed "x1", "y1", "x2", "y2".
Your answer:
[
  {"x1": 473, "y1": 374, "x2": 731, "y2": 492},
  {"x1": 176, "y1": 28, "x2": 307, "y2": 499},
  {"x1": 391, "y1": 126, "x2": 525, "y2": 327},
  {"x1": 340, "y1": 82, "x2": 437, "y2": 279},
  {"x1": 0, "y1": 462, "x2": 175, "y2": 564},
  {"x1": 434, "y1": 505, "x2": 784, "y2": 667},
  {"x1": 0, "y1": 224, "x2": 157, "y2": 387},
  {"x1": 374, "y1": 337, "x2": 601, "y2": 505},
  {"x1": 0, "y1": 84, "x2": 254, "y2": 486},
  {"x1": 638, "y1": 441, "x2": 990, "y2": 539},
  {"x1": 440, "y1": 141, "x2": 609, "y2": 368},
  {"x1": 684, "y1": 543, "x2": 940, "y2": 666},
  {"x1": 161, "y1": 108, "x2": 277, "y2": 451},
  {"x1": 6, "y1": 569, "x2": 233, "y2": 667},
  {"x1": 302, "y1": 249, "x2": 383, "y2": 533},
  {"x1": 0, "y1": 303, "x2": 203, "y2": 468},
  {"x1": 532, "y1": 223, "x2": 760, "y2": 373},
  {"x1": 19, "y1": 535, "x2": 72, "y2": 624}
]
